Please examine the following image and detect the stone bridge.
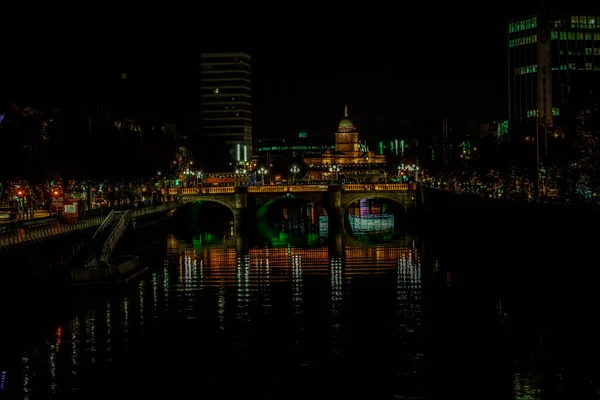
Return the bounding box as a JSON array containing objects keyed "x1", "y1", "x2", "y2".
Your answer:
[{"x1": 170, "y1": 184, "x2": 416, "y2": 235}]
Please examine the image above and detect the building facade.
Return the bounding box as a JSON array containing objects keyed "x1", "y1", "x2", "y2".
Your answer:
[
  {"x1": 508, "y1": 12, "x2": 600, "y2": 136},
  {"x1": 200, "y1": 52, "x2": 252, "y2": 170},
  {"x1": 304, "y1": 106, "x2": 387, "y2": 182}
]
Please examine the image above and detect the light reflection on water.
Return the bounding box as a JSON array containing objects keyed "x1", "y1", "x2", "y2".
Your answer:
[{"x1": 2, "y1": 233, "x2": 594, "y2": 399}]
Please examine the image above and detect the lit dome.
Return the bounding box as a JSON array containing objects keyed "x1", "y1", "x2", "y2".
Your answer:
[
  {"x1": 337, "y1": 105, "x2": 356, "y2": 133},
  {"x1": 338, "y1": 118, "x2": 356, "y2": 132}
]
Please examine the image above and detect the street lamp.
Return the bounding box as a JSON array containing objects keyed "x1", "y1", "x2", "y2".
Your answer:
[
  {"x1": 328, "y1": 164, "x2": 338, "y2": 183},
  {"x1": 50, "y1": 189, "x2": 61, "y2": 217},
  {"x1": 234, "y1": 168, "x2": 247, "y2": 186},
  {"x1": 290, "y1": 164, "x2": 300, "y2": 184},
  {"x1": 259, "y1": 167, "x2": 267, "y2": 185}
]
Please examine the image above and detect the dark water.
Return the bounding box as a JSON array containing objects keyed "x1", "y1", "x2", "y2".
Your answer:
[{"x1": 1, "y1": 226, "x2": 600, "y2": 398}]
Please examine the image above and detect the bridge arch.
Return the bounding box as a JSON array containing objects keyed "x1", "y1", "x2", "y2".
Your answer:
[
  {"x1": 340, "y1": 193, "x2": 409, "y2": 236},
  {"x1": 189, "y1": 198, "x2": 236, "y2": 215},
  {"x1": 341, "y1": 193, "x2": 409, "y2": 215},
  {"x1": 253, "y1": 192, "x2": 328, "y2": 212},
  {"x1": 254, "y1": 193, "x2": 329, "y2": 245}
]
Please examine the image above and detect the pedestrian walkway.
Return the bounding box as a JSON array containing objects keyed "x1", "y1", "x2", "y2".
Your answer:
[{"x1": 0, "y1": 202, "x2": 181, "y2": 252}]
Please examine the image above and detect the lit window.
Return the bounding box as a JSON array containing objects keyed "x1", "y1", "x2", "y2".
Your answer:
[{"x1": 571, "y1": 15, "x2": 579, "y2": 28}]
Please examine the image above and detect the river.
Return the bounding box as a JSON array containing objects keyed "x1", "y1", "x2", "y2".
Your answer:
[{"x1": 0, "y1": 199, "x2": 598, "y2": 399}]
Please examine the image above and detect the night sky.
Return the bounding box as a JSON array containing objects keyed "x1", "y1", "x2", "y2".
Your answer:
[{"x1": 4, "y1": 1, "x2": 596, "y2": 141}]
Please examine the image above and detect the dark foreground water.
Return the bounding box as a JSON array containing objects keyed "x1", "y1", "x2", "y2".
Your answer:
[{"x1": 1, "y1": 231, "x2": 600, "y2": 399}]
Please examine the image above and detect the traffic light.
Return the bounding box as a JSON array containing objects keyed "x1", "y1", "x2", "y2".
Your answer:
[
  {"x1": 16, "y1": 190, "x2": 24, "y2": 197},
  {"x1": 51, "y1": 189, "x2": 60, "y2": 198}
]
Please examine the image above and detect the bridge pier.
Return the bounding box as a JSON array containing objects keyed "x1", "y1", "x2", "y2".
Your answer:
[
  {"x1": 234, "y1": 187, "x2": 248, "y2": 236},
  {"x1": 328, "y1": 234, "x2": 343, "y2": 258},
  {"x1": 236, "y1": 236, "x2": 248, "y2": 253},
  {"x1": 328, "y1": 185, "x2": 343, "y2": 235}
]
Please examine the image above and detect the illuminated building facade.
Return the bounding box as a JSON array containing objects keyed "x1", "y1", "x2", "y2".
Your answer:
[
  {"x1": 200, "y1": 52, "x2": 252, "y2": 170},
  {"x1": 508, "y1": 12, "x2": 600, "y2": 136},
  {"x1": 304, "y1": 106, "x2": 387, "y2": 182}
]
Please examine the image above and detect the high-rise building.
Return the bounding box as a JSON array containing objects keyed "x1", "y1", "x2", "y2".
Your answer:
[
  {"x1": 200, "y1": 52, "x2": 252, "y2": 171},
  {"x1": 508, "y1": 12, "x2": 600, "y2": 136}
]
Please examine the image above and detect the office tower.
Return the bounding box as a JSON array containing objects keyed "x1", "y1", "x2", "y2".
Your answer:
[
  {"x1": 200, "y1": 52, "x2": 252, "y2": 171},
  {"x1": 508, "y1": 12, "x2": 600, "y2": 137}
]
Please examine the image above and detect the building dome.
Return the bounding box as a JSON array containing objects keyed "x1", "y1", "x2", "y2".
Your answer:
[
  {"x1": 337, "y1": 105, "x2": 356, "y2": 133},
  {"x1": 338, "y1": 118, "x2": 356, "y2": 132}
]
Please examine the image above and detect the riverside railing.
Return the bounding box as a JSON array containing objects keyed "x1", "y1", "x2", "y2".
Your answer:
[{"x1": 0, "y1": 201, "x2": 182, "y2": 253}]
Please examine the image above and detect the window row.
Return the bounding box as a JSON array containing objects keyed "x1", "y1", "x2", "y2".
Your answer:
[
  {"x1": 570, "y1": 16, "x2": 598, "y2": 29},
  {"x1": 552, "y1": 31, "x2": 600, "y2": 40},
  {"x1": 509, "y1": 35, "x2": 537, "y2": 47},
  {"x1": 509, "y1": 18, "x2": 537, "y2": 33},
  {"x1": 515, "y1": 65, "x2": 537, "y2": 75},
  {"x1": 552, "y1": 63, "x2": 600, "y2": 71},
  {"x1": 526, "y1": 109, "x2": 560, "y2": 118}
]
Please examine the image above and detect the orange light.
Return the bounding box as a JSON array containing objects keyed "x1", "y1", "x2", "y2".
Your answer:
[
  {"x1": 53, "y1": 190, "x2": 59, "y2": 197},
  {"x1": 17, "y1": 190, "x2": 23, "y2": 196}
]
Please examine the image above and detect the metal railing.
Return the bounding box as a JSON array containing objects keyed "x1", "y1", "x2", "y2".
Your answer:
[
  {"x1": 342, "y1": 183, "x2": 411, "y2": 191},
  {"x1": 90, "y1": 210, "x2": 116, "y2": 243},
  {"x1": 0, "y1": 216, "x2": 105, "y2": 253},
  {"x1": 99, "y1": 211, "x2": 131, "y2": 265},
  {"x1": 172, "y1": 184, "x2": 412, "y2": 195},
  {"x1": 0, "y1": 201, "x2": 181, "y2": 253}
]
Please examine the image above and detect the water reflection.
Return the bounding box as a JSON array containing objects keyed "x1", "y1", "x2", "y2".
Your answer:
[
  {"x1": 330, "y1": 256, "x2": 343, "y2": 354},
  {"x1": 236, "y1": 253, "x2": 250, "y2": 321},
  {"x1": 6, "y1": 230, "x2": 598, "y2": 399},
  {"x1": 292, "y1": 253, "x2": 303, "y2": 315}
]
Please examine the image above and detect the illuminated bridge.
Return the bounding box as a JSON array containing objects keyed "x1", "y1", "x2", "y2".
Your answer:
[{"x1": 170, "y1": 184, "x2": 416, "y2": 235}]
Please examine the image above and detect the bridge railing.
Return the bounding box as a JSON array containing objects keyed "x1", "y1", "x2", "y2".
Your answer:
[
  {"x1": 248, "y1": 186, "x2": 287, "y2": 193},
  {"x1": 342, "y1": 183, "x2": 410, "y2": 191},
  {"x1": 169, "y1": 187, "x2": 236, "y2": 195},
  {"x1": 177, "y1": 184, "x2": 413, "y2": 196},
  {"x1": 288, "y1": 185, "x2": 328, "y2": 192}
]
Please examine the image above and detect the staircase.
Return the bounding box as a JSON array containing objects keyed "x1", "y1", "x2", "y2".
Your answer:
[{"x1": 84, "y1": 211, "x2": 132, "y2": 267}]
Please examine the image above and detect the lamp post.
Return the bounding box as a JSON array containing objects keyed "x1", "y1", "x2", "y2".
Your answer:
[
  {"x1": 290, "y1": 164, "x2": 300, "y2": 185},
  {"x1": 328, "y1": 164, "x2": 338, "y2": 184},
  {"x1": 259, "y1": 167, "x2": 267, "y2": 186},
  {"x1": 50, "y1": 188, "x2": 60, "y2": 217},
  {"x1": 235, "y1": 168, "x2": 247, "y2": 186}
]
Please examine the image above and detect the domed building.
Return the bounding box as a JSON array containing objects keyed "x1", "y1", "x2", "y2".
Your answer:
[{"x1": 303, "y1": 106, "x2": 387, "y2": 182}]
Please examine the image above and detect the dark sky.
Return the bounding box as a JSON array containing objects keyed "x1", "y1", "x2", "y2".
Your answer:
[{"x1": 4, "y1": 1, "x2": 597, "y2": 140}]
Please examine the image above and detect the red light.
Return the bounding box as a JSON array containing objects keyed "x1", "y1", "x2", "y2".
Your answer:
[
  {"x1": 53, "y1": 191, "x2": 59, "y2": 196},
  {"x1": 17, "y1": 191, "x2": 23, "y2": 196}
]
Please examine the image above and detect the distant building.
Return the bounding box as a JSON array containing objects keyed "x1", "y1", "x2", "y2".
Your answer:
[
  {"x1": 200, "y1": 52, "x2": 252, "y2": 171},
  {"x1": 508, "y1": 11, "x2": 600, "y2": 137},
  {"x1": 253, "y1": 132, "x2": 330, "y2": 170},
  {"x1": 304, "y1": 106, "x2": 387, "y2": 182}
]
